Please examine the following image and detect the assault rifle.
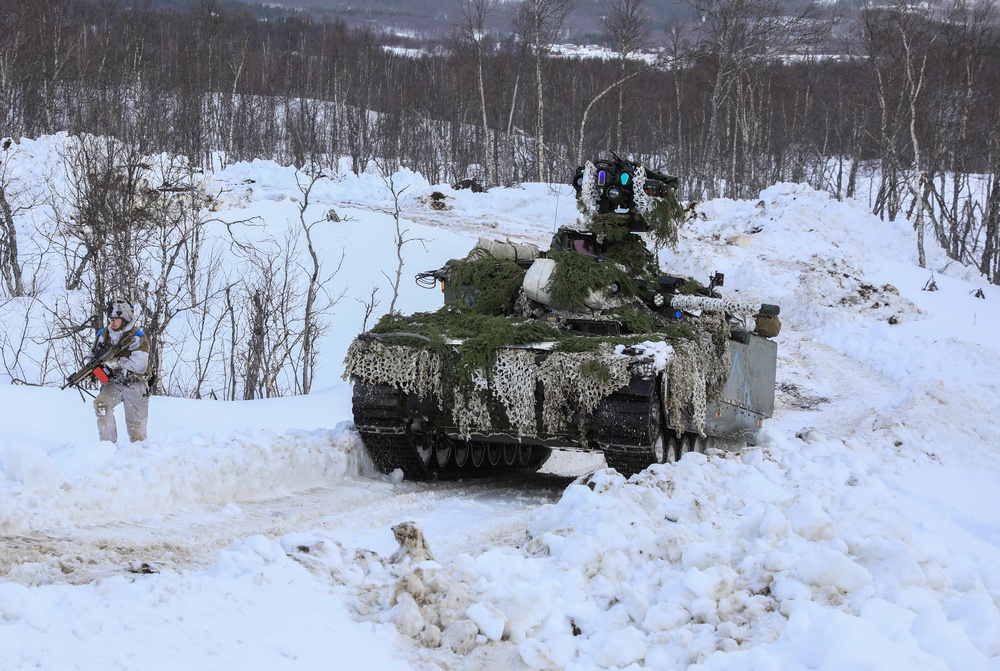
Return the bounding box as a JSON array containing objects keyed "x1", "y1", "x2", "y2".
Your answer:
[{"x1": 62, "y1": 339, "x2": 133, "y2": 391}]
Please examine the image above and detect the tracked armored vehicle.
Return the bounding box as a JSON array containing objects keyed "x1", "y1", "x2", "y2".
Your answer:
[{"x1": 345, "y1": 153, "x2": 781, "y2": 479}]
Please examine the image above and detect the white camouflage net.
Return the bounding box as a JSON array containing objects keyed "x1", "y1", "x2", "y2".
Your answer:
[
  {"x1": 491, "y1": 349, "x2": 538, "y2": 437},
  {"x1": 633, "y1": 166, "x2": 656, "y2": 215},
  {"x1": 536, "y1": 348, "x2": 633, "y2": 443},
  {"x1": 579, "y1": 161, "x2": 600, "y2": 217},
  {"x1": 451, "y1": 383, "x2": 492, "y2": 439},
  {"x1": 344, "y1": 321, "x2": 729, "y2": 442},
  {"x1": 666, "y1": 313, "x2": 732, "y2": 437},
  {"x1": 343, "y1": 339, "x2": 443, "y2": 401},
  {"x1": 345, "y1": 340, "x2": 637, "y2": 441},
  {"x1": 669, "y1": 294, "x2": 764, "y2": 316}
]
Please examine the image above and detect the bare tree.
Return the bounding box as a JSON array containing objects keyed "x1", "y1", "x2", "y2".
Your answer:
[
  {"x1": 906, "y1": 0, "x2": 999, "y2": 270},
  {"x1": 212, "y1": 171, "x2": 346, "y2": 399},
  {"x1": 294, "y1": 167, "x2": 345, "y2": 394},
  {"x1": 344, "y1": 104, "x2": 377, "y2": 176},
  {"x1": 50, "y1": 134, "x2": 164, "y2": 332},
  {"x1": 42, "y1": 135, "x2": 243, "y2": 395},
  {"x1": 134, "y1": 156, "x2": 217, "y2": 393},
  {"x1": 575, "y1": 67, "x2": 650, "y2": 165},
  {"x1": 454, "y1": 0, "x2": 501, "y2": 187},
  {"x1": 859, "y1": 0, "x2": 943, "y2": 265},
  {"x1": 0, "y1": 299, "x2": 43, "y2": 385},
  {"x1": 900, "y1": 11, "x2": 941, "y2": 269},
  {"x1": 222, "y1": 30, "x2": 251, "y2": 167},
  {"x1": 0, "y1": 142, "x2": 31, "y2": 297},
  {"x1": 981, "y1": 167, "x2": 1000, "y2": 282},
  {"x1": 224, "y1": 233, "x2": 304, "y2": 400},
  {"x1": 357, "y1": 285, "x2": 381, "y2": 332},
  {"x1": 164, "y1": 246, "x2": 229, "y2": 398},
  {"x1": 513, "y1": 0, "x2": 574, "y2": 182},
  {"x1": 0, "y1": 0, "x2": 30, "y2": 141},
  {"x1": 377, "y1": 162, "x2": 428, "y2": 315},
  {"x1": 686, "y1": 0, "x2": 831, "y2": 197},
  {"x1": 601, "y1": 0, "x2": 653, "y2": 151}
]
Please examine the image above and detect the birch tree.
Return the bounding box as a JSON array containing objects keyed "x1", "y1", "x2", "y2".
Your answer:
[
  {"x1": 0, "y1": 143, "x2": 29, "y2": 297},
  {"x1": 687, "y1": 0, "x2": 829, "y2": 197},
  {"x1": 859, "y1": 0, "x2": 942, "y2": 265},
  {"x1": 294, "y1": 167, "x2": 345, "y2": 394},
  {"x1": 601, "y1": 0, "x2": 653, "y2": 151},
  {"x1": 513, "y1": 0, "x2": 574, "y2": 183},
  {"x1": 455, "y1": 0, "x2": 500, "y2": 187}
]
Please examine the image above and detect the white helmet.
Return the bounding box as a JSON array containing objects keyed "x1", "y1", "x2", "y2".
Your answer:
[{"x1": 107, "y1": 297, "x2": 134, "y2": 325}]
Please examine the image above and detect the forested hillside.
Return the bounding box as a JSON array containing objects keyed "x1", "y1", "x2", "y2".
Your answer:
[{"x1": 1, "y1": 0, "x2": 999, "y2": 285}]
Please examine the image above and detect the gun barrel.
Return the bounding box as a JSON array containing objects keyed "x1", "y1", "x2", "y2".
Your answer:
[
  {"x1": 61, "y1": 340, "x2": 131, "y2": 390},
  {"x1": 62, "y1": 361, "x2": 99, "y2": 389},
  {"x1": 61, "y1": 369, "x2": 90, "y2": 390},
  {"x1": 668, "y1": 294, "x2": 781, "y2": 317}
]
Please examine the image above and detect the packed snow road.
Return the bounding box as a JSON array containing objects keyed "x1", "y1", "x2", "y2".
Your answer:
[{"x1": 1, "y1": 460, "x2": 581, "y2": 587}]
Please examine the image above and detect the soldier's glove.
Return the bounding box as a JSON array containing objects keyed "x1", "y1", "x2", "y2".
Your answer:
[{"x1": 94, "y1": 364, "x2": 114, "y2": 384}]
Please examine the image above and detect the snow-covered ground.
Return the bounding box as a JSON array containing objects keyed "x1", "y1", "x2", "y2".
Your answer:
[{"x1": 2, "y1": 136, "x2": 1000, "y2": 670}]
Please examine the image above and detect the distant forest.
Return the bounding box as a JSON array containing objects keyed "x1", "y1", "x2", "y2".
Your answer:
[
  {"x1": 194, "y1": 0, "x2": 695, "y2": 39},
  {"x1": 2, "y1": 0, "x2": 1000, "y2": 282}
]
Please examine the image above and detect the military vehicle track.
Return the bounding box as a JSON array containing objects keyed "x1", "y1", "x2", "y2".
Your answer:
[
  {"x1": 353, "y1": 382, "x2": 552, "y2": 480},
  {"x1": 595, "y1": 387, "x2": 710, "y2": 476},
  {"x1": 354, "y1": 379, "x2": 716, "y2": 480}
]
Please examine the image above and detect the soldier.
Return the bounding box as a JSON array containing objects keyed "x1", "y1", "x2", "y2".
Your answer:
[{"x1": 92, "y1": 297, "x2": 152, "y2": 443}]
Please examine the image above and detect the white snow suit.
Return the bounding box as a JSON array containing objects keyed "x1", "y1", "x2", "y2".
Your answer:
[{"x1": 93, "y1": 322, "x2": 151, "y2": 443}]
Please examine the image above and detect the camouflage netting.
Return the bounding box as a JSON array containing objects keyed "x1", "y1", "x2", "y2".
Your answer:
[
  {"x1": 343, "y1": 340, "x2": 443, "y2": 400},
  {"x1": 451, "y1": 379, "x2": 492, "y2": 439},
  {"x1": 632, "y1": 166, "x2": 686, "y2": 247},
  {"x1": 345, "y1": 339, "x2": 639, "y2": 441},
  {"x1": 490, "y1": 349, "x2": 537, "y2": 436},
  {"x1": 669, "y1": 294, "x2": 764, "y2": 316},
  {"x1": 344, "y1": 320, "x2": 729, "y2": 442},
  {"x1": 578, "y1": 161, "x2": 602, "y2": 217},
  {"x1": 536, "y1": 348, "x2": 633, "y2": 443},
  {"x1": 665, "y1": 313, "x2": 732, "y2": 437}
]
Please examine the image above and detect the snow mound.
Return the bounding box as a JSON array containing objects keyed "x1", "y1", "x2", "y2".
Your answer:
[
  {"x1": 301, "y1": 427, "x2": 1000, "y2": 670},
  {"x1": 0, "y1": 423, "x2": 366, "y2": 534}
]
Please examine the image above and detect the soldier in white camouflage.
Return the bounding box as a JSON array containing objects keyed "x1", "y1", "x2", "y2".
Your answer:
[{"x1": 93, "y1": 298, "x2": 152, "y2": 443}]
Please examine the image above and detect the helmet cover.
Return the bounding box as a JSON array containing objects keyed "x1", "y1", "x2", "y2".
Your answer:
[{"x1": 106, "y1": 298, "x2": 134, "y2": 325}]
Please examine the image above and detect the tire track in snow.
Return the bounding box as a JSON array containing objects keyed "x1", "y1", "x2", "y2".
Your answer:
[{"x1": 1, "y1": 470, "x2": 575, "y2": 587}]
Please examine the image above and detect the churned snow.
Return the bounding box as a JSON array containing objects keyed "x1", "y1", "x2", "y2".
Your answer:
[{"x1": 1, "y1": 135, "x2": 999, "y2": 670}]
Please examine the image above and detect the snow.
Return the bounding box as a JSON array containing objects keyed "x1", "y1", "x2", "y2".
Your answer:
[{"x1": 2, "y1": 135, "x2": 1000, "y2": 670}]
